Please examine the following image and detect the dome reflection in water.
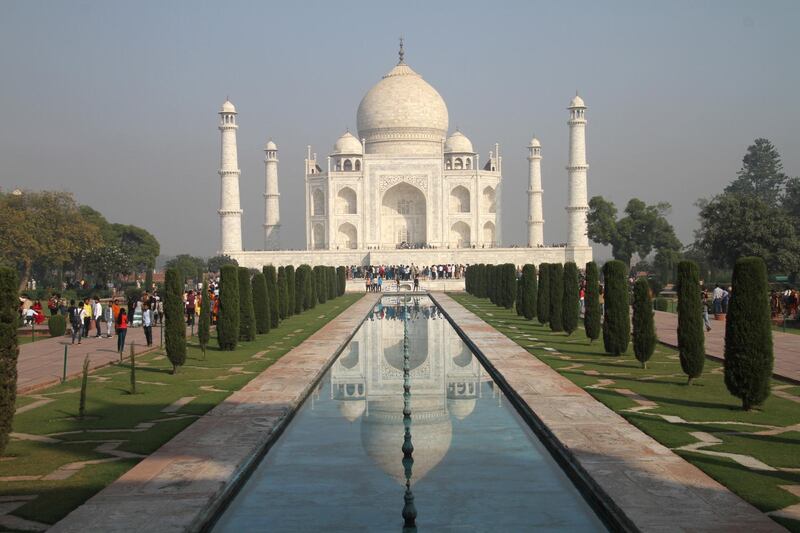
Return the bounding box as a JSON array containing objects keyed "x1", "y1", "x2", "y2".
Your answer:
[{"x1": 212, "y1": 296, "x2": 606, "y2": 532}]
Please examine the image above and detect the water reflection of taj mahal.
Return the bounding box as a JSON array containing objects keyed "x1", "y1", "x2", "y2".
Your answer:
[{"x1": 329, "y1": 296, "x2": 497, "y2": 484}]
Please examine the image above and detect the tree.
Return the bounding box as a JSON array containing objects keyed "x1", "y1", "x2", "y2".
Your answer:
[
  {"x1": 112, "y1": 224, "x2": 160, "y2": 274},
  {"x1": 725, "y1": 138, "x2": 790, "y2": 206},
  {"x1": 724, "y1": 257, "x2": 774, "y2": 410},
  {"x1": 263, "y1": 266, "x2": 280, "y2": 329},
  {"x1": 164, "y1": 254, "x2": 206, "y2": 285},
  {"x1": 477, "y1": 264, "x2": 487, "y2": 298},
  {"x1": 0, "y1": 267, "x2": 18, "y2": 455},
  {"x1": 294, "y1": 265, "x2": 307, "y2": 313},
  {"x1": 251, "y1": 272, "x2": 270, "y2": 335},
  {"x1": 696, "y1": 193, "x2": 800, "y2": 275},
  {"x1": 82, "y1": 245, "x2": 132, "y2": 286},
  {"x1": 313, "y1": 266, "x2": 326, "y2": 305},
  {"x1": 286, "y1": 266, "x2": 296, "y2": 316},
  {"x1": 486, "y1": 265, "x2": 496, "y2": 304},
  {"x1": 602, "y1": 260, "x2": 630, "y2": 355},
  {"x1": 327, "y1": 266, "x2": 337, "y2": 300},
  {"x1": 549, "y1": 263, "x2": 564, "y2": 332},
  {"x1": 338, "y1": 266, "x2": 347, "y2": 296},
  {"x1": 277, "y1": 267, "x2": 289, "y2": 318},
  {"x1": 587, "y1": 196, "x2": 681, "y2": 267},
  {"x1": 521, "y1": 264, "x2": 537, "y2": 320},
  {"x1": 217, "y1": 265, "x2": 239, "y2": 350},
  {"x1": 237, "y1": 267, "x2": 256, "y2": 342},
  {"x1": 676, "y1": 261, "x2": 705, "y2": 383},
  {"x1": 308, "y1": 267, "x2": 318, "y2": 308},
  {"x1": 515, "y1": 277, "x2": 524, "y2": 316},
  {"x1": 583, "y1": 262, "x2": 601, "y2": 343},
  {"x1": 501, "y1": 264, "x2": 516, "y2": 309},
  {"x1": 198, "y1": 280, "x2": 211, "y2": 357},
  {"x1": 653, "y1": 248, "x2": 682, "y2": 286},
  {"x1": 207, "y1": 254, "x2": 238, "y2": 273},
  {"x1": 164, "y1": 268, "x2": 186, "y2": 373},
  {"x1": 632, "y1": 277, "x2": 656, "y2": 368},
  {"x1": 562, "y1": 262, "x2": 579, "y2": 335},
  {"x1": 537, "y1": 263, "x2": 550, "y2": 324}
]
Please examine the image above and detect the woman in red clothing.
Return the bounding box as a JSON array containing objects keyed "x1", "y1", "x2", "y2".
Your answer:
[
  {"x1": 116, "y1": 308, "x2": 128, "y2": 354},
  {"x1": 32, "y1": 300, "x2": 45, "y2": 324}
]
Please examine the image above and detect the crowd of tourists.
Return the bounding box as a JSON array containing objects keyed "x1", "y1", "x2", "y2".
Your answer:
[
  {"x1": 347, "y1": 264, "x2": 467, "y2": 293},
  {"x1": 770, "y1": 287, "x2": 799, "y2": 319}
]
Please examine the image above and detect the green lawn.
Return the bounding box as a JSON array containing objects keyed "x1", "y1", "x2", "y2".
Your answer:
[
  {"x1": 450, "y1": 293, "x2": 800, "y2": 532},
  {"x1": 1, "y1": 294, "x2": 361, "y2": 526}
]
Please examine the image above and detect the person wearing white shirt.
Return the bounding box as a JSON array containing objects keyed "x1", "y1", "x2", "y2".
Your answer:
[
  {"x1": 93, "y1": 298, "x2": 103, "y2": 338},
  {"x1": 142, "y1": 304, "x2": 153, "y2": 346}
]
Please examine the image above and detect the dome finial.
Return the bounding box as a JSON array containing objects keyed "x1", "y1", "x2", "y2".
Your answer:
[{"x1": 398, "y1": 36, "x2": 405, "y2": 64}]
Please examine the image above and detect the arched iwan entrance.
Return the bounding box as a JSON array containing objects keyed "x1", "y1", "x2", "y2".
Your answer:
[{"x1": 381, "y1": 182, "x2": 426, "y2": 247}]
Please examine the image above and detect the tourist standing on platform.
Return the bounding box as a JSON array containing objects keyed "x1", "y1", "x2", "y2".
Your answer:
[
  {"x1": 142, "y1": 304, "x2": 153, "y2": 346},
  {"x1": 377, "y1": 276, "x2": 383, "y2": 292},
  {"x1": 116, "y1": 309, "x2": 128, "y2": 353}
]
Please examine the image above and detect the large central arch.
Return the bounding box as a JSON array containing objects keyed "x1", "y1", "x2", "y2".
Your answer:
[{"x1": 381, "y1": 182, "x2": 427, "y2": 247}]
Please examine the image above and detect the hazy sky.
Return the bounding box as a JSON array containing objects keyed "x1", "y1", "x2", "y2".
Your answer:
[{"x1": 1, "y1": 0, "x2": 798, "y2": 259}]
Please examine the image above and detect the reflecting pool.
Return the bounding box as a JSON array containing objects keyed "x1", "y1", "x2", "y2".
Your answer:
[{"x1": 212, "y1": 296, "x2": 606, "y2": 531}]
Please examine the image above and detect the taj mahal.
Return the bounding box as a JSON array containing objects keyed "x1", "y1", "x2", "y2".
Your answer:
[{"x1": 218, "y1": 43, "x2": 592, "y2": 271}]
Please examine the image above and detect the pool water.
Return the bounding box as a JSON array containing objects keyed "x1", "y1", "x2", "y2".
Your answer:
[{"x1": 212, "y1": 295, "x2": 606, "y2": 532}]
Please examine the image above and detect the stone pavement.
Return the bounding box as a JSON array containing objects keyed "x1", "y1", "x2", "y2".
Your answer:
[
  {"x1": 48, "y1": 294, "x2": 379, "y2": 533},
  {"x1": 16, "y1": 323, "x2": 187, "y2": 394},
  {"x1": 654, "y1": 310, "x2": 800, "y2": 384},
  {"x1": 432, "y1": 292, "x2": 782, "y2": 533}
]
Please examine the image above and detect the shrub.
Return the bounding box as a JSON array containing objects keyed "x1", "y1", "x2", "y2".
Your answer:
[
  {"x1": 328, "y1": 266, "x2": 337, "y2": 300},
  {"x1": 602, "y1": 260, "x2": 630, "y2": 355},
  {"x1": 277, "y1": 267, "x2": 289, "y2": 318},
  {"x1": 294, "y1": 265, "x2": 306, "y2": 314},
  {"x1": 164, "y1": 268, "x2": 186, "y2": 373},
  {"x1": 263, "y1": 266, "x2": 279, "y2": 328},
  {"x1": 632, "y1": 277, "x2": 656, "y2": 368},
  {"x1": 237, "y1": 267, "x2": 257, "y2": 342},
  {"x1": 521, "y1": 264, "x2": 537, "y2": 320},
  {"x1": 78, "y1": 355, "x2": 89, "y2": 419},
  {"x1": 537, "y1": 263, "x2": 550, "y2": 324},
  {"x1": 299, "y1": 265, "x2": 314, "y2": 310},
  {"x1": 724, "y1": 257, "x2": 773, "y2": 410},
  {"x1": 48, "y1": 314, "x2": 66, "y2": 337},
  {"x1": 677, "y1": 261, "x2": 704, "y2": 384},
  {"x1": 313, "y1": 266, "x2": 326, "y2": 305},
  {"x1": 0, "y1": 267, "x2": 19, "y2": 455},
  {"x1": 198, "y1": 280, "x2": 211, "y2": 357},
  {"x1": 286, "y1": 265, "x2": 296, "y2": 316},
  {"x1": 549, "y1": 263, "x2": 564, "y2": 332},
  {"x1": 583, "y1": 262, "x2": 601, "y2": 343},
  {"x1": 515, "y1": 277, "x2": 524, "y2": 316},
  {"x1": 217, "y1": 264, "x2": 239, "y2": 350},
  {"x1": 501, "y1": 264, "x2": 516, "y2": 309},
  {"x1": 337, "y1": 266, "x2": 347, "y2": 296},
  {"x1": 562, "y1": 262, "x2": 579, "y2": 335},
  {"x1": 251, "y1": 272, "x2": 270, "y2": 335},
  {"x1": 486, "y1": 265, "x2": 496, "y2": 304},
  {"x1": 653, "y1": 297, "x2": 669, "y2": 312}
]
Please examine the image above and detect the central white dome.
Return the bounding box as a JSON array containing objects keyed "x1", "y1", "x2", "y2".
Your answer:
[{"x1": 356, "y1": 61, "x2": 449, "y2": 155}]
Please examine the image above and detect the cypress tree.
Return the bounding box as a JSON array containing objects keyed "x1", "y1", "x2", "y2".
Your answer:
[
  {"x1": 549, "y1": 264, "x2": 564, "y2": 332},
  {"x1": 537, "y1": 263, "x2": 550, "y2": 324},
  {"x1": 465, "y1": 265, "x2": 472, "y2": 294},
  {"x1": 286, "y1": 265, "x2": 296, "y2": 316},
  {"x1": 237, "y1": 267, "x2": 257, "y2": 342},
  {"x1": 294, "y1": 265, "x2": 306, "y2": 314},
  {"x1": 144, "y1": 268, "x2": 153, "y2": 293},
  {"x1": 521, "y1": 264, "x2": 537, "y2": 320},
  {"x1": 164, "y1": 268, "x2": 186, "y2": 373},
  {"x1": 337, "y1": 266, "x2": 347, "y2": 296},
  {"x1": 724, "y1": 257, "x2": 774, "y2": 410},
  {"x1": 217, "y1": 264, "x2": 239, "y2": 350},
  {"x1": 198, "y1": 280, "x2": 211, "y2": 358},
  {"x1": 584, "y1": 261, "x2": 601, "y2": 343},
  {"x1": 486, "y1": 265, "x2": 495, "y2": 304},
  {"x1": 480, "y1": 264, "x2": 488, "y2": 298},
  {"x1": 0, "y1": 267, "x2": 19, "y2": 455},
  {"x1": 327, "y1": 266, "x2": 336, "y2": 300},
  {"x1": 515, "y1": 277, "x2": 525, "y2": 316},
  {"x1": 263, "y1": 265, "x2": 280, "y2": 328},
  {"x1": 251, "y1": 272, "x2": 270, "y2": 335},
  {"x1": 562, "y1": 262, "x2": 580, "y2": 335},
  {"x1": 308, "y1": 266, "x2": 317, "y2": 308},
  {"x1": 313, "y1": 266, "x2": 326, "y2": 304},
  {"x1": 677, "y1": 261, "x2": 704, "y2": 383},
  {"x1": 502, "y1": 264, "x2": 516, "y2": 309},
  {"x1": 300, "y1": 265, "x2": 315, "y2": 310},
  {"x1": 602, "y1": 260, "x2": 630, "y2": 356},
  {"x1": 277, "y1": 267, "x2": 289, "y2": 318},
  {"x1": 632, "y1": 277, "x2": 656, "y2": 368}
]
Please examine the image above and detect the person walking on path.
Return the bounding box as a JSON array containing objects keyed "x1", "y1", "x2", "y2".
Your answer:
[
  {"x1": 81, "y1": 298, "x2": 92, "y2": 339},
  {"x1": 103, "y1": 301, "x2": 114, "y2": 338},
  {"x1": 68, "y1": 300, "x2": 84, "y2": 345},
  {"x1": 701, "y1": 289, "x2": 712, "y2": 332},
  {"x1": 93, "y1": 297, "x2": 103, "y2": 338},
  {"x1": 116, "y1": 308, "x2": 128, "y2": 354},
  {"x1": 142, "y1": 304, "x2": 153, "y2": 347}
]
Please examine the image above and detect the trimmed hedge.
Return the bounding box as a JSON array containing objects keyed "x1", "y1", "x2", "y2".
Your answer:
[
  {"x1": 521, "y1": 264, "x2": 537, "y2": 320},
  {"x1": 237, "y1": 267, "x2": 257, "y2": 342},
  {"x1": 337, "y1": 266, "x2": 347, "y2": 296},
  {"x1": 285, "y1": 265, "x2": 296, "y2": 317},
  {"x1": 198, "y1": 280, "x2": 211, "y2": 353},
  {"x1": 562, "y1": 262, "x2": 579, "y2": 335},
  {"x1": 548, "y1": 263, "x2": 564, "y2": 332},
  {"x1": 263, "y1": 266, "x2": 280, "y2": 329},
  {"x1": 501, "y1": 263, "x2": 516, "y2": 309},
  {"x1": 632, "y1": 277, "x2": 656, "y2": 368},
  {"x1": 515, "y1": 278, "x2": 524, "y2": 316},
  {"x1": 251, "y1": 272, "x2": 270, "y2": 335},
  {"x1": 537, "y1": 263, "x2": 550, "y2": 325},
  {"x1": 164, "y1": 268, "x2": 186, "y2": 372},
  {"x1": 299, "y1": 265, "x2": 314, "y2": 310},
  {"x1": 277, "y1": 267, "x2": 289, "y2": 319},
  {"x1": 0, "y1": 267, "x2": 19, "y2": 455},
  {"x1": 602, "y1": 260, "x2": 630, "y2": 356},
  {"x1": 313, "y1": 266, "x2": 326, "y2": 305},
  {"x1": 217, "y1": 264, "x2": 240, "y2": 350},
  {"x1": 48, "y1": 314, "x2": 66, "y2": 337},
  {"x1": 724, "y1": 257, "x2": 773, "y2": 410},
  {"x1": 677, "y1": 261, "x2": 704, "y2": 383},
  {"x1": 583, "y1": 261, "x2": 601, "y2": 343}
]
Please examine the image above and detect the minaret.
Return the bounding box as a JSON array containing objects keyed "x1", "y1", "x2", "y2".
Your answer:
[
  {"x1": 263, "y1": 140, "x2": 281, "y2": 249},
  {"x1": 218, "y1": 99, "x2": 243, "y2": 254},
  {"x1": 566, "y1": 93, "x2": 589, "y2": 248},
  {"x1": 527, "y1": 136, "x2": 544, "y2": 247}
]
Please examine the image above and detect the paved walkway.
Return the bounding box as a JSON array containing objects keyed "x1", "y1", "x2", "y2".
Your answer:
[
  {"x1": 654, "y1": 310, "x2": 800, "y2": 384},
  {"x1": 49, "y1": 294, "x2": 379, "y2": 533},
  {"x1": 17, "y1": 324, "x2": 179, "y2": 394},
  {"x1": 432, "y1": 293, "x2": 781, "y2": 532}
]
